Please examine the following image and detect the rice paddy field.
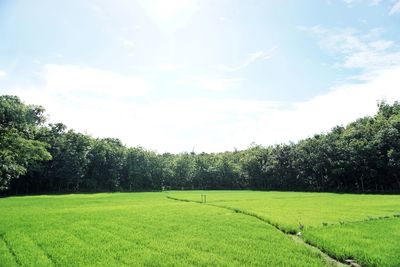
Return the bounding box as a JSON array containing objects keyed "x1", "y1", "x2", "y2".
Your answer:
[{"x1": 0, "y1": 191, "x2": 399, "y2": 266}]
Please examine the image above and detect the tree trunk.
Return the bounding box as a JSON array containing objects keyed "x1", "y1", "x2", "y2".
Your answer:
[
  {"x1": 395, "y1": 175, "x2": 400, "y2": 191},
  {"x1": 360, "y1": 175, "x2": 365, "y2": 193},
  {"x1": 75, "y1": 178, "x2": 80, "y2": 192}
]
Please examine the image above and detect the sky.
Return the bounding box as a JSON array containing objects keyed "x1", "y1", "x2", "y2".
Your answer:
[{"x1": 1, "y1": 0, "x2": 400, "y2": 153}]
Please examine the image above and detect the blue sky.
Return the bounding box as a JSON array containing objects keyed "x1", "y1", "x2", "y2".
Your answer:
[{"x1": 1, "y1": 0, "x2": 400, "y2": 152}]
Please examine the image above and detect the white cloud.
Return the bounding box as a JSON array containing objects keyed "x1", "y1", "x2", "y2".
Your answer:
[
  {"x1": 198, "y1": 78, "x2": 242, "y2": 92},
  {"x1": 42, "y1": 64, "x2": 151, "y2": 97},
  {"x1": 142, "y1": 66, "x2": 400, "y2": 151},
  {"x1": 6, "y1": 64, "x2": 152, "y2": 147},
  {"x1": 0, "y1": 70, "x2": 6, "y2": 78},
  {"x1": 341, "y1": 0, "x2": 382, "y2": 7},
  {"x1": 218, "y1": 16, "x2": 231, "y2": 23},
  {"x1": 302, "y1": 26, "x2": 400, "y2": 71},
  {"x1": 240, "y1": 66, "x2": 400, "y2": 150},
  {"x1": 389, "y1": 0, "x2": 400, "y2": 15},
  {"x1": 342, "y1": 50, "x2": 400, "y2": 69},
  {"x1": 158, "y1": 63, "x2": 183, "y2": 71},
  {"x1": 88, "y1": 2, "x2": 108, "y2": 20},
  {"x1": 370, "y1": 0, "x2": 383, "y2": 5},
  {"x1": 368, "y1": 40, "x2": 393, "y2": 50},
  {"x1": 53, "y1": 53, "x2": 64, "y2": 58},
  {"x1": 218, "y1": 47, "x2": 277, "y2": 71},
  {"x1": 178, "y1": 76, "x2": 243, "y2": 92},
  {"x1": 119, "y1": 37, "x2": 135, "y2": 48},
  {"x1": 7, "y1": 64, "x2": 400, "y2": 153}
]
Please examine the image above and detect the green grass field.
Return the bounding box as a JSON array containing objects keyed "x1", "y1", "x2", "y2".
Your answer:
[
  {"x1": 303, "y1": 218, "x2": 400, "y2": 267},
  {"x1": 169, "y1": 191, "x2": 400, "y2": 232},
  {"x1": 0, "y1": 191, "x2": 399, "y2": 266},
  {"x1": 170, "y1": 191, "x2": 400, "y2": 267}
]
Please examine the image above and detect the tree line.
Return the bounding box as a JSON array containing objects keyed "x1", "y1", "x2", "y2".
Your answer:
[{"x1": 1, "y1": 95, "x2": 400, "y2": 195}]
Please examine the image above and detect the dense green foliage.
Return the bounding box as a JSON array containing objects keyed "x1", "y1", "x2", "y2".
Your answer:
[
  {"x1": 170, "y1": 191, "x2": 400, "y2": 267},
  {"x1": 0, "y1": 96, "x2": 51, "y2": 191},
  {"x1": 0, "y1": 193, "x2": 330, "y2": 267},
  {"x1": 2, "y1": 95, "x2": 400, "y2": 194}
]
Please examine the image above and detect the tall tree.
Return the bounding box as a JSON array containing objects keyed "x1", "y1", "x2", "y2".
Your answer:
[{"x1": 0, "y1": 96, "x2": 51, "y2": 190}]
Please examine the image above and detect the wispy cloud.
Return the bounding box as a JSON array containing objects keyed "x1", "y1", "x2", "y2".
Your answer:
[
  {"x1": 218, "y1": 47, "x2": 277, "y2": 71},
  {"x1": 301, "y1": 26, "x2": 400, "y2": 71},
  {"x1": 341, "y1": 0, "x2": 382, "y2": 7},
  {"x1": 370, "y1": 0, "x2": 383, "y2": 5},
  {"x1": 389, "y1": 0, "x2": 400, "y2": 15}
]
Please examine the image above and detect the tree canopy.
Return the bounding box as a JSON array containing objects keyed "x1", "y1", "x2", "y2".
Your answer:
[
  {"x1": 2, "y1": 95, "x2": 400, "y2": 195},
  {"x1": 0, "y1": 96, "x2": 51, "y2": 190}
]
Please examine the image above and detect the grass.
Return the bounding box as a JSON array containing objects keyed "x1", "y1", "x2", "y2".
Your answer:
[
  {"x1": 0, "y1": 192, "x2": 330, "y2": 267},
  {"x1": 1, "y1": 191, "x2": 399, "y2": 267},
  {"x1": 169, "y1": 191, "x2": 400, "y2": 232},
  {"x1": 303, "y1": 218, "x2": 400, "y2": 267},
  {"x1": 170, "y1": 191, "x2": 400, "y2": 267}
]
